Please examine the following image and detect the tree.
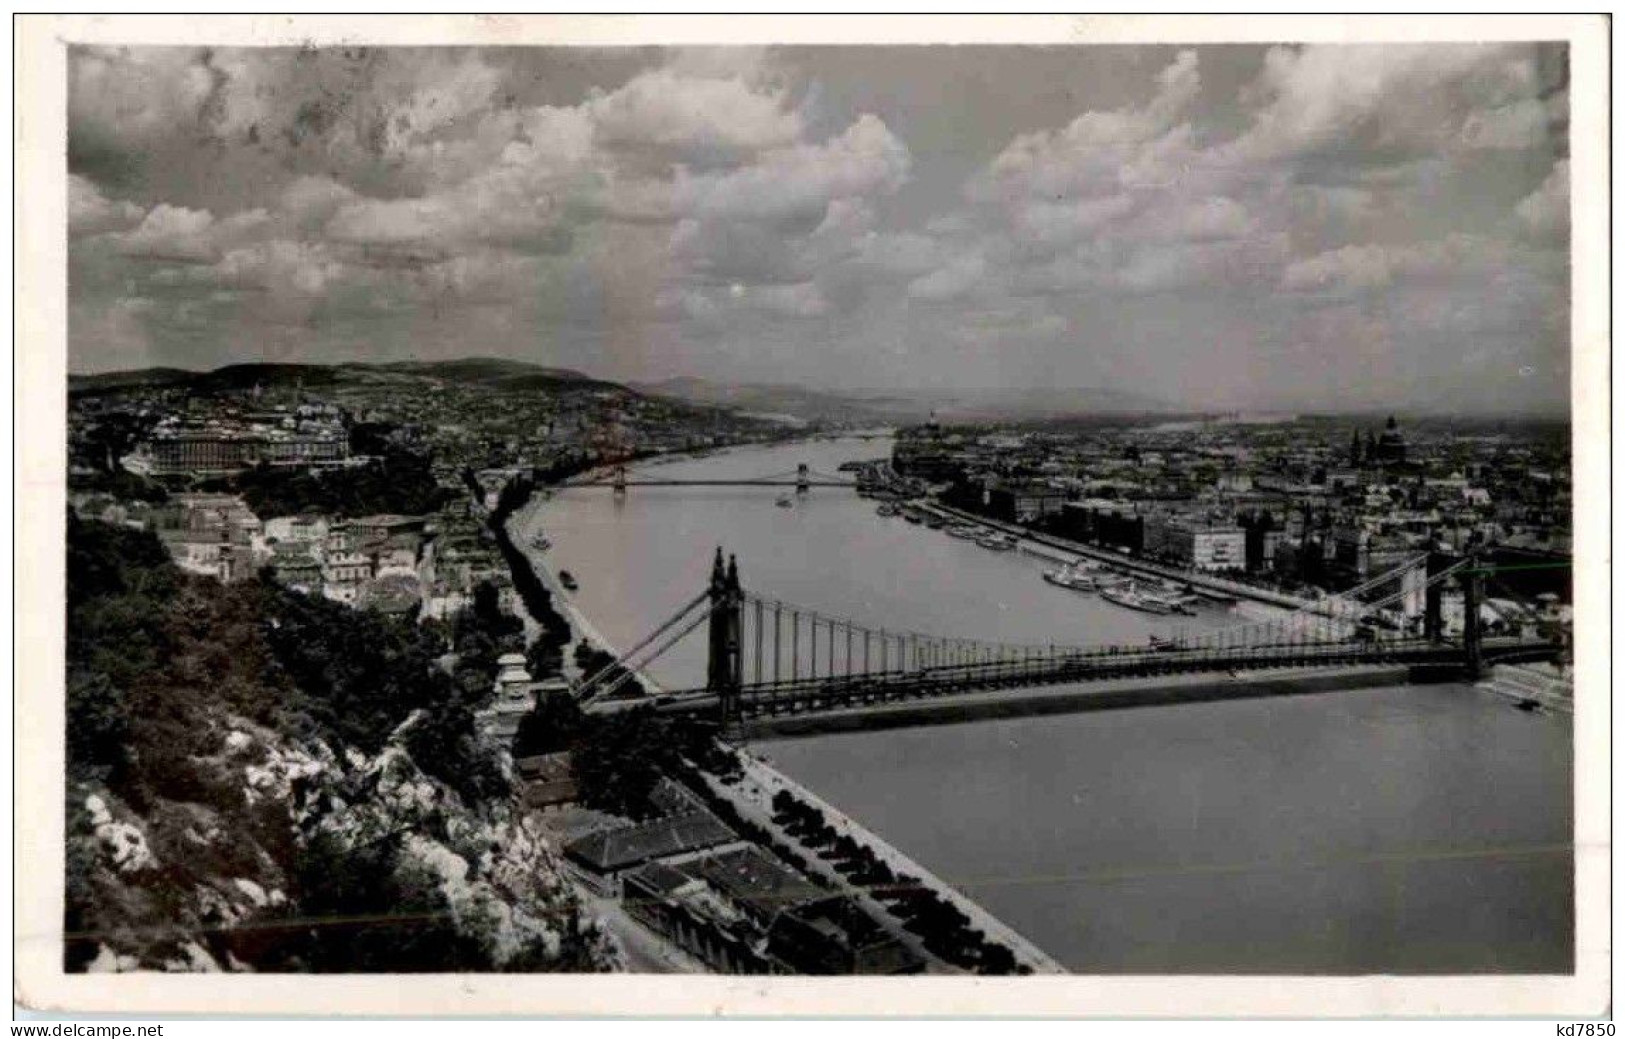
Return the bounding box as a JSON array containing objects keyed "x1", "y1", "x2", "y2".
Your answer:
[
  {"x1": 512, "y1": 690, "x2": 585, "y2": 758},
  {"x1": 568, "y1": 708, "x2": 677, "y2": 819}
]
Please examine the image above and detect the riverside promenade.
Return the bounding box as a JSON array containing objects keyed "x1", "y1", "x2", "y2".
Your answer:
[
  {"x1": 927, "y1": 501, "x2": 1323, "y2": 612},
  {"x1": 705, "y1": 750, "x2": 1066, "y2": 974}
]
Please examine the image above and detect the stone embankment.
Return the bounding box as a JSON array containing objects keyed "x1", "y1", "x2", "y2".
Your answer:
[
  {"x1": 700, "y1": 750, "x2": 1066, "y2": 974},
  {"x1": 926, "y1": 501, "x2": 1320, "y2": 613}
]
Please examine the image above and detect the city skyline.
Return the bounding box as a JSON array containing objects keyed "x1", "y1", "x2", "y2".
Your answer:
[{"x1": 69, "y1": 43, "x2": 1571, "y2": 416}]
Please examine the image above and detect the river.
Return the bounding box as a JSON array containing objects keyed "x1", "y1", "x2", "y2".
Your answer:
[{"x1": 514, "y1": 435, "x2": 1573, "y2": 974}]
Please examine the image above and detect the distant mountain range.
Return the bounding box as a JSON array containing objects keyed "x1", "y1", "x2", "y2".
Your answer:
[
  {"x1": 68, "y1": 358, "x2": 623, "y2": 397},
  {"x1": 69, "y1": 359, "x2": 1184, "y2": 423},
  {"x1": 632, "y1": 377, "x2": 1182, "y2": 423}
]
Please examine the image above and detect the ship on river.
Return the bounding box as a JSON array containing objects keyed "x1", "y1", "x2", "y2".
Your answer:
[
  {"x1": 1101, "y1": 583, "x2": 1173, "y2": 615},
  {"x1": 1043, "y1": 564, "x2": 1096, "y2": 594}
]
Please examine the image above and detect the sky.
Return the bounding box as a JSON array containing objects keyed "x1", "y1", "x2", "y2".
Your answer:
[{"x1": 67, "y1": 43, "x2": 1571, "y2": 414}]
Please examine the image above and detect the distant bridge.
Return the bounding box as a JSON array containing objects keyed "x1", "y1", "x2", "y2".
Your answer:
[
  {"x1": 565, "y1": 463, "x2": 857, "y2": 492},
  {"x1": 572, "y1": 548, "x2": 1566, "y2": 729}
]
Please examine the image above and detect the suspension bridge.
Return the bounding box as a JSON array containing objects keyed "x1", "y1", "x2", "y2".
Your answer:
[
  {"x1": 572, "y1": 548, "x2": 1566, "y2": 728},
  {"x1": 565, "y1": 463, "x2": 858, "y2": 492}
]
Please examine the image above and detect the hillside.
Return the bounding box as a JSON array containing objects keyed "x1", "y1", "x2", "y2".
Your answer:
[
  {"x1": 64, "y1": 517, "x2": 620, "y2": 973},
  {"x1": 68, "y1": 358, "x2": 623, "y2": 398},
  {"x1": 635, "y1": 378, "x2": 1181, "y2": 424}
]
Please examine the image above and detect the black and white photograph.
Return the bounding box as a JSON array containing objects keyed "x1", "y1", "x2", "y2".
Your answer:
[{"x1": 14, "y1": 13, "x2": 1610, "y2": 1020}]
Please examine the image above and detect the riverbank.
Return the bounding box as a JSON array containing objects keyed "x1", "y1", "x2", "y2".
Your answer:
[
  {"x1": 505, "y1": 492, "x2": 632, "y2": 686},
  {"x1": 927, "y1": 500, "x2": 1318, "y2": 614},
  {"x1": 696, "y1": 750, "x2": 1065, "y2": 974}
]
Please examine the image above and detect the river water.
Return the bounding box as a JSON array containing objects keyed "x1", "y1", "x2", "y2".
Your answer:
[{"x1": 517, "y1": 436, "x2": 1573, "y2": 974}]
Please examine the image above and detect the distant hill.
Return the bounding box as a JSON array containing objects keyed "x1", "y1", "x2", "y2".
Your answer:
[
  {"x1": 370, "y1": 358, "x2": 620, "y2": 392},
  {"x1": 66, "y1": 367, "x2": 197, "y2": 393},
  {"x1": 69, "y1": 358, "x2": 624, "y2": 397},
  {"x1": 632, "y1": 377, "x2": 902, "y2": 423},
  {"x1": 69, "y1": 361, "x2": 1179, "y2": 422},
  {"x1": 636, "y1": 377, "x2": 1182, "y2": 424}
]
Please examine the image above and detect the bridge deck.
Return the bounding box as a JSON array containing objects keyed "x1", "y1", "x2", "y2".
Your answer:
[
  {"x1": 618, "y1": 637, "x2": 1559, "y2": 721},
  {"x1": 570, "y1": 479, "x2": 856, "y2": 487}
]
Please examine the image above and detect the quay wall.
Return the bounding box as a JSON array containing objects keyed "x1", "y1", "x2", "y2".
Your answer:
[
  {"x1": 700, "y1": 751, "x2": 1067, "y2": 973},
  {"x1": 742, "y1": 665, "x2": 1416, "y2": 739},
  {"x1": 927, "y1": 502, "x2": 1317, "y2": 612}
]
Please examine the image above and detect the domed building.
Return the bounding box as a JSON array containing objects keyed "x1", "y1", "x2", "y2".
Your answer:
[{"x1": 1374, "y1": 415, "x2": 1408, "y2": 465}]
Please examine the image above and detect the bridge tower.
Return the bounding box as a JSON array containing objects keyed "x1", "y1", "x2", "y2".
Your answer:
[
  {"x1": 613, "y1": 465, "x2": 627, "y2": 495},
  {"x1": 796, "y1": 463, "x2": 811, "y2": 494},
  {"x1": 707, "y1": 548, "x2": 745, "y2": 722},
  {"x1": 1461, "y1": 550, "x2": 1484, "y2": 680},
  {"x1": 1423, "y1": 549, "x2": 1453, "y2": 643}
]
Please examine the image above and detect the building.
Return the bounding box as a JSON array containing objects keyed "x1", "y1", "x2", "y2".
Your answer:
[
  {"x1": 620, "y1": 846, "x2": 923, "y2": 976},
  {"x1": 766, "y1": 896, "x2": 923, "y2": 975},
  {"x1": 474, "y1": 656, "x2": 563, "y2": 743},
  {"x1": 1142, "y1": 517, "x2": 1247, "y2": 572},
  {"x1": 891, "y1": 419, "x2": 961, "y2": 482},
  {"x1": 1060, "y1": 499, "x2": 1144, "y2": 553},
  {"x1": 561, "y1": 810, "x2": 737, "y2": 896},
  {"x1": 621, "y1": 859, "x2": 781, "y2": 974},
  {"x1": 987, "y1": 480, "x2": 1068, "y2": 524},
  {"x1": 1373, "y1": 415, "x2": 1408, "y2": 465},
  {"x1": 516, "y1": 751, "x2": 579, "y2": 809},
  {"x1": 131, "y1": 428, "x2": 348, "y2": 477}
]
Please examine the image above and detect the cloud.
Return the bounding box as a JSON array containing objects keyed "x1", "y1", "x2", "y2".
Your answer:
[
  {"x1": 978, "y1": 50, "x2": 1202, "y2": 205},
  {"x1": 1515, "y1": 160, "x2": 1569, "y2": 241},
  {"x1": 64, "y1": 44, "x2": 1571, "y2": 415},
  {"x1": 68, "y1": 174, "x2": 142, "y2": 235},
  {"x1": 907, "y1": 254, "x2": 987, "y2": 303},
  {"x1": 1281, "y1": 242, "x2": 1398, "y2": 293},
  {"x1": 672, "y1": 113, "x2": 911, "y2": 224},
  {"x1": 1229, "y1": 43, "x2": 1549, "y2": 161},
  {"x1": 586, "y1": 66, "x2": 803, "y2": 164},
  {"x1": 1459, "y1": 98, "x2": 1556, "y2": 150},
  {"x1": 1280, "y1": 233, "x2": 1524, "y2": 296},
  {"x1": 108, "y1": 204, "x2": 219, "y2": 263}
]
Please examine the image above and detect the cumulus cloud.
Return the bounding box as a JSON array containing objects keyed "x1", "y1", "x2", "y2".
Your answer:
[
  {"x1": 109, "y1": 204, "x2": 220, "y2": 263},
  {"x1": 65, "y1": 43, "x2": 1572, "y2": 414},
  {"x1": 1516, "y1": 160, "x2": 1570, "y2": 241},
  {"x1": 1229, "y1": 43, "x2": 1550, "y2": 161},
  {"x1": 68, "y1": 174, "x2": 142, "y2": 235},
  {"x1": 586, "y1": 66, "x2": 803, "y2": 163},
  {"x1": 908, "y1": 254, "x2": 987, "y2": 303}
]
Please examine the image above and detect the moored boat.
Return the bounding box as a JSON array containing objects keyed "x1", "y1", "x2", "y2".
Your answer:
[
  {"x1": 1101, "y1": 584, "x2": 1172, "y2": 614},
  {"x1": 1043, "y1": 564, "x2": 1095, "y2": 593}
]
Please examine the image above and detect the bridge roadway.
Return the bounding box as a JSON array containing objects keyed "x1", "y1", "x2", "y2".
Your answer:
[
  {"x1": 599, "y1": 636, "x2": 1560, "y2": 724},
  {"x1": 568, "y1": 478, "x2": 857, "y2": 487}
]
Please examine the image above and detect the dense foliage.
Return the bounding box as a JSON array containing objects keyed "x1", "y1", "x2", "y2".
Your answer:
[
  {"x1": 484, "y1": 471, "x2": 573, "y2": 665},
  {"x1": 511, "y1": 699, "x2": 728, "y2": 820},
  {"x1": 210, "y1": 448, "x2": 453, "y2": 520},
  {"x1": 64, "y1": 516, "x2": 532, "y2": 971}
]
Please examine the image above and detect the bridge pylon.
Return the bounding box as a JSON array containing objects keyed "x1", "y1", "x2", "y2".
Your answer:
[
  {"x1": 1424, "y1": 550, "x2": 1448, "y2": 643},
  {"x1": 707, "y1": 548, "x2": 745, "y2": 724},
  {"x1": 1462, "y1": 550, "x2": 1484, "y2": 680}
]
